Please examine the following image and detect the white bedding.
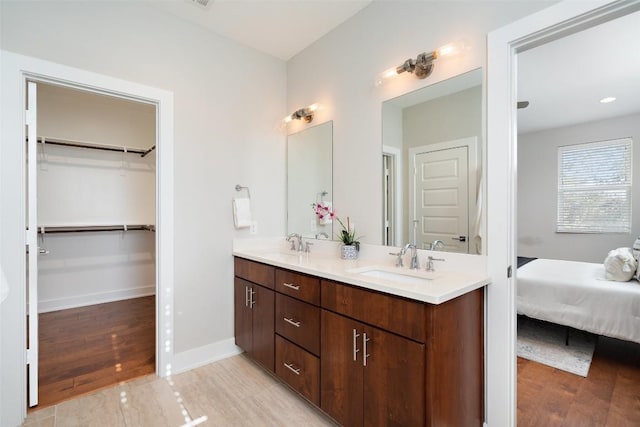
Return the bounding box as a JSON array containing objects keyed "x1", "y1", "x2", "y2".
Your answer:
[{"x1": 517, "y1": 258, "x2": 640, "y2": 344}]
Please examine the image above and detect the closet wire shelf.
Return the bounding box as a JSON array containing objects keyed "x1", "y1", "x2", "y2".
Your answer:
[
  {"x1": 32, "y1": 136, "x2": 156, "y2": 157},
  {"x1": 36, "y1": 225, "x2": 156, "y2": 234}
]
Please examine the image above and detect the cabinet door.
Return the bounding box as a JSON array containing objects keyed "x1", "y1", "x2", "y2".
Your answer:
[
  {"x1": 321, "y1": 310, "x2": 364, "y2": 427},
  {"x1": 234, "y1": 278, "x2": 252, "y2": 354},
  {"x1": 252, "y1": 284, "x2": 275, "y2": 372},
  {"x1": 363, "y1": 326, "x2": 425, "y2": 427}
]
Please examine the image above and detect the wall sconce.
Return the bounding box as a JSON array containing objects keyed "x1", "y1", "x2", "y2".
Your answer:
[
  {"x1": 375, "y1": 40, "x2": 466, "y2": 86},
  {"x1": 284, "y1": 103, "x2": 318, "y2": 124}
]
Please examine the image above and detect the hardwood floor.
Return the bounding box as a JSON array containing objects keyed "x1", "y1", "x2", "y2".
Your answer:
[
  {"x1": 518, "y1": 335, "x2": 640, "y2": 426},
  {"x1": 34, "y1": 296, "x2": 156, "y2": 410}
]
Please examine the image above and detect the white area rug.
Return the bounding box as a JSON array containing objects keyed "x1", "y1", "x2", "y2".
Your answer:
[{"x1": 517, "y1": 317, "x2": 596, "y2": 377}]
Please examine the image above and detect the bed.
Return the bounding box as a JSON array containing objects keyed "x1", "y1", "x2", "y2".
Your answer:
[{"x1": 517, "y1": 257, "x2": 640, "y2": 344}]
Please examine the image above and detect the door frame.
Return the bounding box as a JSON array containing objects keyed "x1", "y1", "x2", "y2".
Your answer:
[
  {"x1": 486, "y1": 0, "x2": 639, "y2": 425},
  {"x1": 0, "y1": 50, "x2": 174, "y2": 425},
  {"x1": 382, "y1": 145, "x2": 402, "y2": 247},
  {"x1": 408, "y1": 137, "x2": 478, "y2": 251}
]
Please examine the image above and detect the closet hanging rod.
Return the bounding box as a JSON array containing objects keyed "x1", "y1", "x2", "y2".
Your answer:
[
  {"x1": 36, "y1": 225, "x2": 155, "y2": 234},
  {"x1": 32, "y1": 137, "x2": 155, "y2": 157}
]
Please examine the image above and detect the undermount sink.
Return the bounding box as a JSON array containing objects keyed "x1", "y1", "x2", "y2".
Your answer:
[
  {"x1": 348, "y1": 267, "x2": 440, "y2": 286},
  {"x1": 261, "y1": 251, "x2": 301, "y2": 258}
]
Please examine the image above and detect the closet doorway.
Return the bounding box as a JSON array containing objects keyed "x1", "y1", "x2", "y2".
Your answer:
[{"x1": 27, "y1": 81, "x2": 158, "y2": 408}]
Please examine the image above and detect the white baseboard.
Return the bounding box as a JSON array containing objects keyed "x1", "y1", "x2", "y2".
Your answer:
[
  {"x1": 172, "y1": 338, "x2": 242, "y2": 375},
  {"x1": 37, "y1": 285, "x2": 156, "y2": 313}
]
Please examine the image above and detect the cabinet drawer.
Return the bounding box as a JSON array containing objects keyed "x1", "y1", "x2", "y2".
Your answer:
[
  {"x1": 275, "y1": 335, "x2": 319, "y2": 406},
  {"x1": 321, "y1": 280, "x2": 427, "y2": 343},
  {"x1": 275, "y1": 269, "x2": 320, "y2": 305},
  {"x1": 275, "y1": 293, "x2": 320, "y2": 356},
  {"x1": 234, "y1": 257, "x2": 275, "y2": 289}
]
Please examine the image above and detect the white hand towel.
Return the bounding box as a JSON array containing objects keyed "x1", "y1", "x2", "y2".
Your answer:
[{"x1": 233, "y1": 198, "x2": 252, "y2": 229}]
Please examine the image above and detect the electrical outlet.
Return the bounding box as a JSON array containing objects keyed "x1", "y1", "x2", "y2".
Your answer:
[
  {"x1": 250, "y1": 221, "x2": 258, "y2": 235},
  {"x1": 310, "y1": 219, "x2": 317, "y2": 233}
]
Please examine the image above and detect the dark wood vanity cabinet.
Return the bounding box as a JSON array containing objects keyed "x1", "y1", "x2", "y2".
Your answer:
[
  {"x1": 273, "y1": 269, "x2": 322, "y2": 405},
  {"x1": 234, "y1": 257, "x2": 484, "y2": 427},
  {"x1": 320, "y1": 279, "x2": 484, "y2": 427},
  {"x1": 233, "y1": 258, "x2": 275, "y2": 372},
  {"x1": 321, "y1": 309, "x2": 425, "y2": 427}
]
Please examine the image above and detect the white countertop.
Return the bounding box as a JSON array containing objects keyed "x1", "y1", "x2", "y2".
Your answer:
[{"x1": 233, "y1": 239, "x2": 490, "y2": 304}]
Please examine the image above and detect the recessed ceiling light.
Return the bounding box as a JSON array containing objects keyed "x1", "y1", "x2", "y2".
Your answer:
[{"x1": 600, "y1": 97, "x2": 616, "y2": 104}]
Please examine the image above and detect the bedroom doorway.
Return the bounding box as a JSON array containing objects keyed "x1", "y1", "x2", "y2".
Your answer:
[
  {"x1": 514, "y1": 6, "x2": 640, "y2": 426},
  {"x1": 486, "y1": 1, "x2": 640, "y2": 425}
]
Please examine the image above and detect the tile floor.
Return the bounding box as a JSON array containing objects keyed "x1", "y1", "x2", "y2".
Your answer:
[{"x1": 23, "y1": 354, "x2": 336, "y2": 427}]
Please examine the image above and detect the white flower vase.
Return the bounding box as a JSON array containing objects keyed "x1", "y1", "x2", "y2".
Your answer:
[{"x1": 341, "y1": 245, "x2": 358, "y2": 260}]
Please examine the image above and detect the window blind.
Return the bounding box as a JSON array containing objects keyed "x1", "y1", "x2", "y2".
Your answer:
[{"x1": 557, "y1": 138, "x2": 632, "y2": 233}]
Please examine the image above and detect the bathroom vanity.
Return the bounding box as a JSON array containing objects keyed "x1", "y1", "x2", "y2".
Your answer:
[{"x1": 233, "y1": 246, "x2": 487, "y2": 427}]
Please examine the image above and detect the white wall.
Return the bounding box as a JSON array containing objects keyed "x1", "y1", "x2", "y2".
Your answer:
[
  {"x1": 37, "y1": 83, "x2": 157, "y2": 311},
  {"x1": 518, "y1": 112, "x2": 640, "y2": 263},
  {"x1": 0, "y1": 0, "x2": 286, "y2": 370},
  {"x1": 287, "y1": 1, "x2": 553, "y2": 246}
]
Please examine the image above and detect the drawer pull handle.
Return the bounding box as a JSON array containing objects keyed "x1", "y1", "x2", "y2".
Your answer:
[
  {"x1": 283, "y1": 317, "x2": 301, "y2": 328},
  {"x1": 249, "y1": 289, "x2": 256, "y2": 308},
  {"x1": 353, "y1": 329, "x2": 360, "y2": 361},
  {"x1": 283, "y1": 282, "x2": 300, "y2": 291},
  {"x1": 363, "y1": 333, "x2": 371, "y2": 367},
  {"x1": 284, "y1": 362, "x2": 301, "y2": 375}
]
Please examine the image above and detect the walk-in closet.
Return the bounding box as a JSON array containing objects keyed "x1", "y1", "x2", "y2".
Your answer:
[{"x1": 27, "y1": 82, "x2": 157, "y2": 408}]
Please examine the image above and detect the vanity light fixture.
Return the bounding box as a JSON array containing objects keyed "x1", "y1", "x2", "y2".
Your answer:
[
  {"x1": 375, "y1": 40, "x2": 466, "y2": 86},
  {"x1": 284, "y1": 103, "x2": 318, "y2": 124}
]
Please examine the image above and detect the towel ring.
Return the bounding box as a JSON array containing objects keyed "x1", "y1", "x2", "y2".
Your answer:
[{"x1": 235, "y1": 184, "x2": 251, "y2": 199}]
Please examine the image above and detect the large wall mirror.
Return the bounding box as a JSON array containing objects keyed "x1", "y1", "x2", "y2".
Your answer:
[
  {"x1": 287, "y1": 121, "x2": 333, "y2": 239},
  {"x1": 381, "y1": 68, "x2": 483, "y2": 254}
]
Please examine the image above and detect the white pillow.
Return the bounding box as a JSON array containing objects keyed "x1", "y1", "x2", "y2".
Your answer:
[
  {"x1": 633, "y1": 237, "x2": 640, "y2": 280},
  {"x1": 604, "y1": 247, "x2": 637, "y2": 282}
]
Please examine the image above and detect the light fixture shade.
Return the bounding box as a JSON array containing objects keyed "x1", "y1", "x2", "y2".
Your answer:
[
  {"x1": 437, "y1": 39, "x2": 468, "y2": 59},
  {"x1": 375, "y1": 67, "x2": 401, "y2": 87}
]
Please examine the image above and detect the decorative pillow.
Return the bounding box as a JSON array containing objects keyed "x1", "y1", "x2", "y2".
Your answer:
[
  {"x1": 604, "y1": 247, "x2": 637, "y2": 282},
  {"x1": 633, "y1": 237, "x2": 640, "y2": 280}
]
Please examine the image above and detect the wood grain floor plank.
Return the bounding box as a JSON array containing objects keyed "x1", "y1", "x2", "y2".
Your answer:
[
  {"x1": 33, "y1": 296, "x2": 155, "y2": 410},
  {"x1": 518, "y1": 336, "x2": 640, "y2": 427}
]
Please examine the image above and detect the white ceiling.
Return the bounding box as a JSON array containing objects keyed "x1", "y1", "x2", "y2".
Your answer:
[
  {"x1": 517, "y1": 10, "x2": 640, "y2": 134},
  {"x1": 150, "y1": 0, "x2": 371, "y2": 61}
]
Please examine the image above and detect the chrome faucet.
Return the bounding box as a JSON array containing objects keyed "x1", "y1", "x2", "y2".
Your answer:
[
  {"x1": 403, "y1": 243, "x2": 419, "y2": 270},
  {"x1": 430, "y1": 240, "x2": 445, "y2": 251},
  {"x1": 315, "y1": 232, "x2": 329, "y2": 239},
  {"x1": 286, "y1": 233, "x2": 302, "y2": 251},
  {"x1": 426, "y1": 255, "x2": 445, "y2": 272},
  {"x1": 389, "y1": 248, "x2": 405, "y2": 267}
]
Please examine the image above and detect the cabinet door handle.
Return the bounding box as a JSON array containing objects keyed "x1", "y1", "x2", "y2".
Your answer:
[
  {"x1": 245, "y1": 286, "x2": 249, "y2": 307},
  {"x1": 353, "y1": 329, "x2": 360, "y2": 361},
  {"x1": 283, "y1": 317, "x2": 301, "y2": 328},
  {"x1": 363, "y1": 333, "x2": 370, "y2": 367},
  {"x1": 283, "y1": 282, "x2": 300, "y2": 291},
  {"x1": 283, "y1": 362, "x2": 301, "y2": 375},
  {"x1": 249, "y1": 288, "x2": 256, "y2": 308}
]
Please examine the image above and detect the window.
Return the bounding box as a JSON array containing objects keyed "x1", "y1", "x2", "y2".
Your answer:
[{"x1": 557, "y1": 138, "x2": 632, "y2": 233}]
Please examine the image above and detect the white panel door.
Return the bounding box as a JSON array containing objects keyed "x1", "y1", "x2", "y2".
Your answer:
[
  {"x1": 413, "y1": 146, "x2": 469, "y2": 253},
  {"x1": 26, "y1": 81, "x2": 39, "y2": 407}
]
